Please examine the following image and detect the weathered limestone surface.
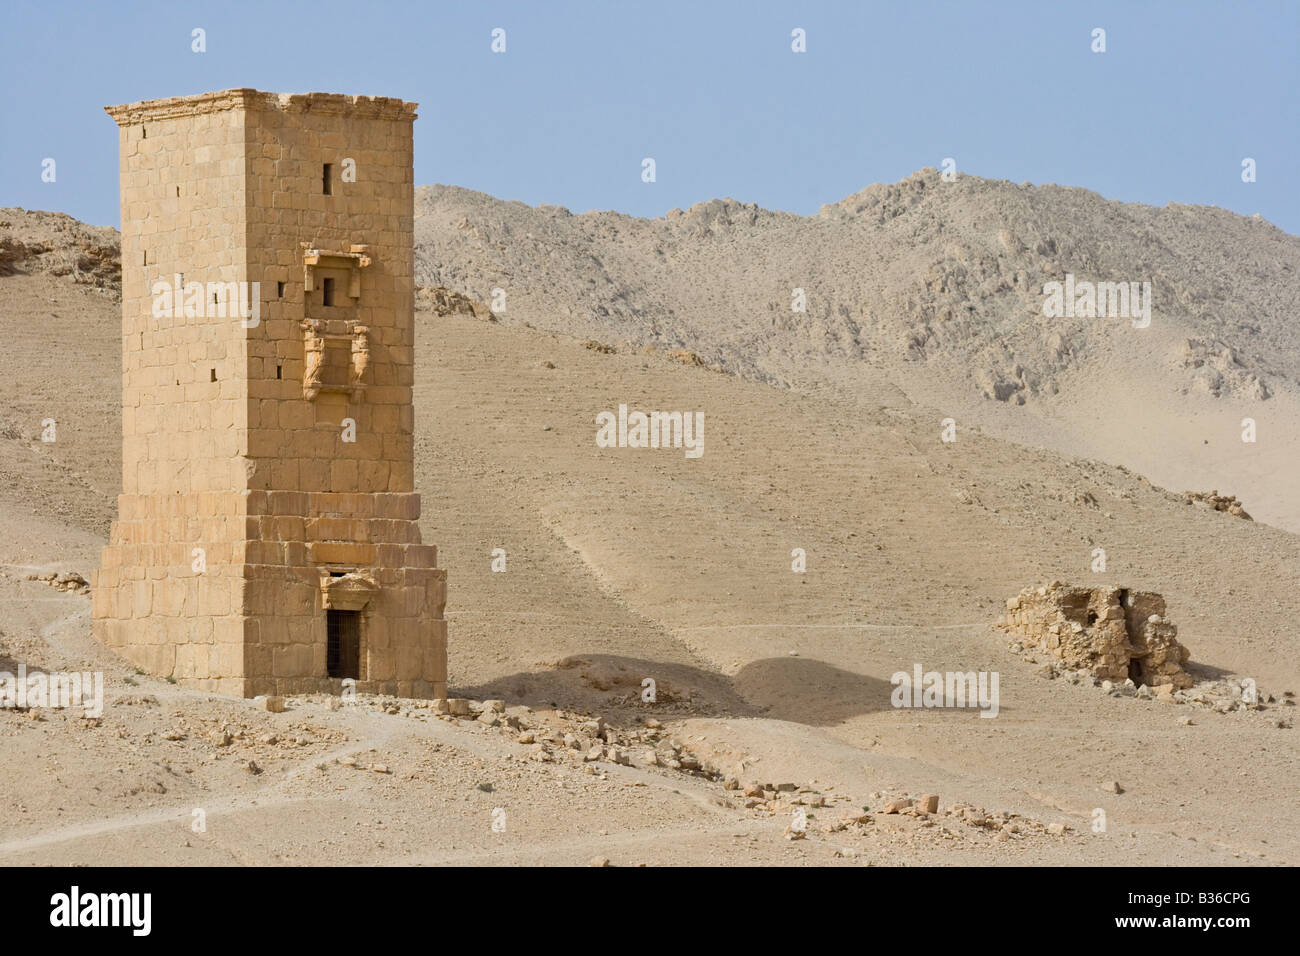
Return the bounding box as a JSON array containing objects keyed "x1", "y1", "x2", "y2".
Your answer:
[
  {"x1": 998, "y1": 582, "x2": 1192, "y2": 689},
  {"x1": 92, "y1": 89, "x2": 447, "y2": 699}
]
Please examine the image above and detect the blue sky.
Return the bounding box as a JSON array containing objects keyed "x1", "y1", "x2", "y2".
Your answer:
[{"x1": 2, "y1": 0, "x2": 1296, "y2": 232}]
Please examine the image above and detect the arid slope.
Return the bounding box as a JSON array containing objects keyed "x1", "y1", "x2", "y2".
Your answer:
[
  {"x1": 414, "y1": 173, "x2": 1300, "y2": 530},
  {"x1": 0, "y1": 189, "x2": 1297, "y2": 865}
]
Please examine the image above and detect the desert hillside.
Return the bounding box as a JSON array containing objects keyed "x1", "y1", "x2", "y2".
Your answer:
[
  {"x1": 0, "y1": 185, "x2": 1298, "y2": 865},
  {"x1": 414, "y1": 172, "x2": 1300, "y2": 531}
]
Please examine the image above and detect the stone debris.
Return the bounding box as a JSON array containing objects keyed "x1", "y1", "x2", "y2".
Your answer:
[
  {"x1": 185, "y1": 687, "x2": 1112, "y2": 854},
  {"x1": 1023, "y1": 657, "x2": 1292, "y2": 723},
  {"x1": 417, "y1": 694, "x2": 734, "y2": 786},
  {"x1": 1102, "y1": 780, "x2": 1124, "y2": 794},
  {"x1": 416, "y1": 284, "x2": 492, "y2": 319},
  {"x1": 25, "y1": 570, "x2": 90, "y2": 594},
  {"x1": 1182, "y1": 490, "x2": 1252, "y2": 520},
  {"x1": 262, "y1": 696, "x2": 285, "y2": 713}
]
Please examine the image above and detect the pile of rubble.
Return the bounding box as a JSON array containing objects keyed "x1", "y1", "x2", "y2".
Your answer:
[
  {"x1": 770, "y1": 789, "x2": 1074, "y2": 844},
  {"x1": 867, "y1": 795, "x2": 1071, "y2": 837},
  {"x1": 304, "y1": 691, "x2": 1087, "y2": 850},
  {"x1": 1182, "y1": 490, "x2": 1252, "y2": 520},
  {"x1": 1024, "y1": 660, "x2": 1294, "y2": 726},
  {"x1": 380, "y1": 696, "x2": 730, "y2": 781},
  {"x1": 25, "y1": 570, "x2": 90, "y2": 594},
  {"x1": 416, "y1": 285, "x2": 492, "y2": 320},
  {"x1": 999, "y1": 582, "x2": 1192, "y2": 689}
]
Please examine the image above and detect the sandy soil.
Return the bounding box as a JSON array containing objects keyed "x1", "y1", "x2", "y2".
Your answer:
[{"x1": 0, "y1": 249, "x2": 1296, "y2": 864}]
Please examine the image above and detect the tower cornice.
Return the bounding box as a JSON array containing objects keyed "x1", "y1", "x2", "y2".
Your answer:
[{"x1": 105, "y1": 88, "x2": 418, "y2": 126}]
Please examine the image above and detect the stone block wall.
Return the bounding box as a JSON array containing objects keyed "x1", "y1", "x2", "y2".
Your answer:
[
  {"x1": 93, "y1": 89, "x2": 446, "y2": 698},
  {"x1": 999, "y1": 582, "x2": 1192, "y2": 689}
]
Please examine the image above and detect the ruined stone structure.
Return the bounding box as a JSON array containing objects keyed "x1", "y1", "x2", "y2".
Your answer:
[
  {"x1": 999, "y1": 583, "x2": 1192, "y2": 689},
  {"x1": 92, "y1": 89, "x2": 447, "y2": 698}
]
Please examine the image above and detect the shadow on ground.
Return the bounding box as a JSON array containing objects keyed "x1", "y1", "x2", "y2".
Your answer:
[{"x1": 454, "y1": 652, "x2": 900, "y2": 729}]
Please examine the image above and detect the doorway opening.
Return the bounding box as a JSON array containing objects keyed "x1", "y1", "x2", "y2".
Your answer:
[{"x1": 327, "y1": 608, "x2": 360, "y2": 680}]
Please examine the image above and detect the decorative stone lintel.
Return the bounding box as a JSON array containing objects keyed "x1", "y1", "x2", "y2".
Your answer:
[
  {"x1": 302, "y1": 243, "x2": 371, "y2": 299},
  {"x1": 320, "y1": 571, "x2": 380, "y2": 611}
]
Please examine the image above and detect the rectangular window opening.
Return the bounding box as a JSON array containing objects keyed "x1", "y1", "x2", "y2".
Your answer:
[
  {"x1": 276, "y1": 364, "x2": 282, "y2": 380},
  {"x1": 326, "y1": 608, "x2": 360, "y2": 680},
  {"x1": 323, "y1": 163, "x2": 333, "y2": 195},
  {"x1": 276, "y1": 281, "x2": 285, "y2": 298},
  {"x1": 322, "y1": 277, "x2": 335, "y2": 307},
  {"x1": 209, "y1": 368, "x2": 216, "y2": 382}
]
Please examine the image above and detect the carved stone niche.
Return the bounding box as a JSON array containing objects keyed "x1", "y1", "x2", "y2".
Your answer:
[
  {"x1": 320, "y1": 571, "x2": 379, "y2": 611},
  {"x1": 302, "y1": 243, "x2": 371, "y2": 300},
  {"x1": 301, "y1": 318, "x2": 370, "y2": 400}
]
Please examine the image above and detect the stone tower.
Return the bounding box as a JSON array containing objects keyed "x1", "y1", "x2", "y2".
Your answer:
[{"x1": 93, "y1": 89, "x2": 447, "y2": 699}]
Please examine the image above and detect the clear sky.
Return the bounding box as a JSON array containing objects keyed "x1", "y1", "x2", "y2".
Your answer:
[{"x1": 2, "y1": 0, "x2": 1296, "y2": 233}]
